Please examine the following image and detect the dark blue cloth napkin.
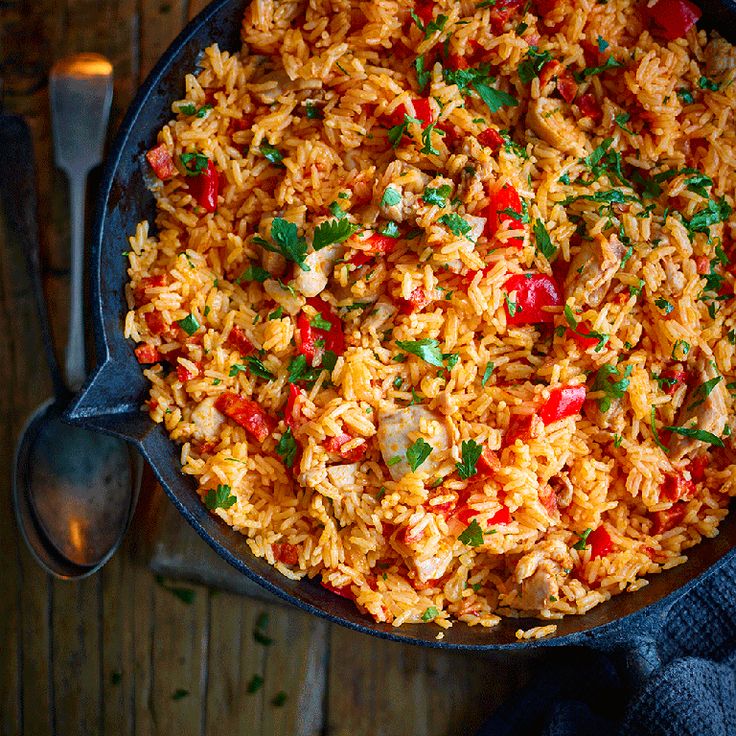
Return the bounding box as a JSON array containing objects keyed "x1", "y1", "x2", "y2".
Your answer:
[{"x1": 477, "y1": 561, "x2": 736, "y2": 736}]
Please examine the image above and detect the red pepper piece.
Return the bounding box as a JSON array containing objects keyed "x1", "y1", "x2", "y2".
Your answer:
[
  {"x1": 660, "y1": 472, "x2": 696, "y2": 503},
  {"x1": 689, "y1": 455, "x2": 708, "y2": 484},
  {"x1": 321, "y1": 580, "x2": 356, "y2": 600},
  {"x1": 486, "y1": 183, "x2": 524, "y2": 247},
  {"x1": 502, "y1": 413, "x2": 536, "y2": 447},
  {"x1": 645, "y1": 0, "x2": 701, "y2": 40},
  {"x1": 296, "y1": 297, "x2": 345, "y2": 366},
  {"x1": 476, "y1": 446, "x2": 501, "y2": 475},
  {"x1": 413, "y1": 0, "x2": 435, "y2": 25},
  {"x1": 364, "y1": 233, "x2": 398, "y2": 254},
  {"x1": 285, "y1": 383, "x2": 307, "y2": 430},
  {"x1": 389, "y1": 98, "x2": 434, "y2": 128},
  {"x1": 578, "y1": 93, "x2": 602, "y2": 123},
  {"x1": 477, "y1": 128, "x2": 504, "y2": 151},
  {"x1": 447, "y1": 53, "x2": 469, "y2": 70},
  {"x1": 487, "y1": 505, "x2": 511, "y2": 526},
  {"x1": 146, "y1": 144, "x2": 177, "y2": 181},
  {"x1": 504, "y1": 273, "x2": 562, "y2": 325},
  {"x1": 488, "y1": 0, "x2": 525, "y2": 33},
  {"x1": 144, "y1": 310, "x2": 167, "y2": 336},
  {"x1": 188, "y1": 159, "x2": 220, "y2": 213},
  {"x1": 556, "y1": 68, "x2": 579, "y2": 103},
  {"x1": 567, "y1": 320, "x2": 601, "y2": 350},
  {"x1": 214, "y1": 392, "x2": 274, "y2": 442},
  {"x1": 651, "y1": 503, "x2": 687, "y2": 535},
  {"x1": 134, "y1": 344, "x2": 160, "y2": 364},
  {"x1": 399, "y1": 287, "x2": 431, "y2": 314},
  {"x1": 176, "y1": 361, "x2": 201, "y2": 383},
  {"x1": 272, "y1": 542, "x2": 299, "y2": 566},
  {"x1": 134, "y1": 273, "x2": 169, "y2": 304},
  {"x1": 659, "y1": 368, "x2": 688, "y2": 395},
  {"x1": 538, "y1": 385, "x2": 587, "y2": 425},
  {"x1": 587, "y1": 526, "x2": 613, "y2": 559},
  {"x1": 324, "y1": 432, "x2": 367, "y2": 462},
  {"x1": 227, "y1": 325, "x2": 255, "y2": 355}
]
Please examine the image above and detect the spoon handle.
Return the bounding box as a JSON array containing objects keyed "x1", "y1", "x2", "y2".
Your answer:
[
  {"x1": 65, "y1": 171, "x2": 88, "y2": 391},
  {"x1": 0, "y1": 114, "x2": 67, "y2": 399}
]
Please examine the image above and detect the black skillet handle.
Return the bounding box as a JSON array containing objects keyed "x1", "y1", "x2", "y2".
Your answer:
[
  {"x1": 0, "y1": 114, "x2": 67, "y2": 399},
  {"x1": 699, "y1": 0, "x2": 736, "y2": 42}
]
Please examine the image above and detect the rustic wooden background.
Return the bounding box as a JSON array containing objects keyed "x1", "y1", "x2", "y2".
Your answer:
[{"x1": 0, "y1": 1, "x2": 542, "y2": 734}]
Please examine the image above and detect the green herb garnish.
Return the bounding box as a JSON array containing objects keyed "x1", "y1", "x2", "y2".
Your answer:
[
  {"x1": 456, "y1": 439, "x2": 483, "y2": 480},
  {"x1": 205, "y1": 484, "x2": 237, "y2": 511},
  {"x1": 458, "y1": 519, "x2": 484, "y2": 547},
  {"x1": 406, "y1": 438, "x2": 433, "y2": 471},
  {"x1": 178, "y1": 313, "x2": 200, "y2": 336}
]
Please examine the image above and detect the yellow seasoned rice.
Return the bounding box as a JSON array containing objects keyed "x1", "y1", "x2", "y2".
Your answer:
[{"x1": 124, "y1": 0, "x2": 736, "y2": 629}]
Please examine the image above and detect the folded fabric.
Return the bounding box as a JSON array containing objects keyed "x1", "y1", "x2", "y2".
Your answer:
[{"x1": 476, "y1": 562, "x2": 736, "y2": 736}]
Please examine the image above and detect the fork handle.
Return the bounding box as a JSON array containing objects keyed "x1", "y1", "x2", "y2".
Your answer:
[{"x1": 65, "y1": 171, "x2": 88, "y2": 391}]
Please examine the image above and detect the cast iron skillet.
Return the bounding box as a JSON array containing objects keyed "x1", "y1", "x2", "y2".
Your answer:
[{"x1": 68, "y1": 0, "x2": 736, "y2": 651}]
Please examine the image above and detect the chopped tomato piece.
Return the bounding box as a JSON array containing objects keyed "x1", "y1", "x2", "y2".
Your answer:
[
  {"x1": 134, "y1": 344, "x2": 160, "y2": 364},
  {"x1": 413, "y1": 0, "x2": 435, "y2": 25},
  {"x1": 556, "y1": 69, "x2": 578, "y2": 103},
  {"x1": 324, "y1": 432, "x2": 368, "y2": 462},
  {"x1": 578, "y1": 93, "x2": 602, "y2": 123},
  {"x1": 651, "y1": 503, "x2": 687, "y2": 535},
  {"x1": 533, "y1": 0, "x2": 559, "y2": 15},
  {"x1": 504, "y1": 273, "x2": 562, "y2": 325},
  {"x1": 134, "y1": 273, "x2": 169, "y2": 304},
  {"x1": 285, "y1": 383, "x2": 307, "y2": 430},
  {"x1": 645, "y1": 0, "x2": 701, "y2": 40},
  {"x1": 689, "y1": 455, "x2": 708, "y2": 484},
  {"x1": 502, "y1": 413, "x2": 536, "y2": 447},
  {"x1": 587, "y1": 526, "x2": 613, "y2": 559},
  {"x1": 296, "y1": 297, "x2": 345, "y2": 366},
  {"x1": 660, "y1": 471, "x2": 696, "y2": 503},
  {"x1": 227, "y1": 325, "x2": 255, "y2": 355},
  {"x1": 488, "y1": 0, "x2": 525, "y2": 33},
  {"x1": 364, "y1": 233, "x2": 398, "y2": 254},
  {"x1": 477, "y1": 446, "x2": 501, "y2": 475},
  {"x1": 146, "y1": 144, "x2": 177, "y2": 181},
  {"x1": 694, "y1": 255, "x2": 710, "y2": 274},
  {"x1": 455, "y1": 506, "x2": 478, "y2": 526},
  {"x1": 272, "y1": 542, "x2": 299, "y2": 566},
  {"x1": 188, "y1": 159, "x2": 220, "y2": 213},
  {"x1": 399, "y1": 287, "x2": 431, "y2": 314},
  {"x1": 487, "y1": 505, "x2": 511, "y2": 526},
  {"x1": 176, "y1": 362, "x2": 201, "y2": 383},
  {"x1": 477, "y1": 128, "x2": 504, "y2": 151},
  {"x1": 214, "y1": 392, "x2": 274, "y2": 442},
  {"x1": 321, "y1": 580, "x2": 356, "y2": 600},
  {"x1": 538, "y1": 385, "x2": 587, "y2": 425},
  {"x1": 486, "y1": 184, "x2": 524, "y2": 248},
  {"x1": 659, "y1": 368, "x2": 688, "y2": 395},
  {"x1": 447, "y1": 53, "x2": 469, "y2": 70},
  {"x1": 144, "y1": 310, "x2": 167, "y2": 336},
  {"x1": 389, "y1": 98, "x2": 434, "y2": 128}
]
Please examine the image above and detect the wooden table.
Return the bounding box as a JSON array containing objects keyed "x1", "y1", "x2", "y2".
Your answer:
[{"x1": 0, "y1": 2, "x2": 543, "y2": 733}]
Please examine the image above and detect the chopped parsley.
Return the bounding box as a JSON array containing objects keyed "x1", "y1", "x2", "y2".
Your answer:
[
  {"x1": 689, "y1": 375, "x2": 723, "y2": 411},
  {"x1": 406, "y1": 437, "x2": 433, "y2": 471},
  {"x1": 505, "y1": 294, "x2": 520, "y2": 317},
  {"x1": 259, "y1": 143, "x2": 285, "y2": 167},
  {"x1": 305, "y1": 101, "x2": 323, "y2": 119},
  {"x1": 414, "y1": 55, "x2": 431, "y2": 92},
  {"x1": 410, "y1": 10, "x2": 448, "y2": 38},
  {"x1": 310, "y1": 314, "x2": 332, "y2": 331},
  {"x1": 237, "y1": 264, "x2": 271, "y2": 283},
  {"x1": 592, "y1": 363, "x2": 633, "y2": 412},
  {"x1": 574, "y1": 55, "x2": 623, "y2": 82},
  {"x1": 204, "y1": 484, "x2": 237, "y2": 511},
  {"x1": 387, "y1": 112, "x2": 420, "y2": 148},
  {"x1": 287, "y1": 354, "x2": 322, "y2": 385},
  {"x1": 672, "y1": 340, "x2": 691, "y2": 360},
  {"x1": 423, "y1": 184, "x2": 453, "y2": 207},
  {"x1": 245, "y1": 355, "x2": 275, "y2": 380},
  {"x1": 458, "y1": 519, "x2": 484, "y2": 547},
  {"x1": 456, "y1": 439, "x2": 483, "y2": 480},
  {"x1": 677, "y1": 88, "x2": 694, "y2": 104},
  {"x1": 443, "y1": 63, "x2": 518, "y2": 113},
  {"x1": 313, "y1": 218, "x2": 359, "y2": 250},
  {"x1": 654, "y1": 297, "x2": 674, "y2": 315},
  {"x1": 564, "y1": 305, "x2": 609, "y2": 351},
  {"x1": 533, "y1": 219, "x2": 556, "y2": 261},
  {"x1": 177, "y1": 313, "x2": 200, "y2": 336},
  {"x1": 481, "y1": 361, "x2": 495, "y2": 386},
  {"x1": 276, "y1": 428, "x2": 299, "y2": 468},
  {"x1": 438, "y1": 213, "x2": 472, "y2": 238},
  {"x1": 422, "y1": 606, "x2": 439, "y2": 621},
  {"x1": 180, "y1": 151, "x2": 208, "y2": 176},
  {"x1": 684, "y1": 172, "x2": 713, "y2": 198},
  {"x1": 253, "y1": 218, "x2": 309, "y2": 271},
  {"x1": 420, "y1": 122, "x2": 443, "y2": 155},
  {"x1": 614, "y1": 112, "x2": 633, "y2": 134},
  {"x1": 698, "y1": 76, "x2": 720, "y2": 92},
  {"x1": 572, "y1": 528, "x2": 592, "y2": 550},
  {"x1": 381, "y1": 187, "x2": 402, "y2": 208},
  {"x1": 664, "y1": 425, "x2": 725, "y2": 448},
  {"x1": 685, "y1": 198, "x2": 732, "y2": 235},
  {"x1": 268, "y1": 306, "x2": 284, "y2": 320},
  {"x1": 518, "y1": 47, "x2": 553, "y2": 84},
  {"x1": 395, "y1": 339, "x2": 444, "y2": 367},
  {"x1": 597, "y1": 35, "x2": 610, "y2": 52}
]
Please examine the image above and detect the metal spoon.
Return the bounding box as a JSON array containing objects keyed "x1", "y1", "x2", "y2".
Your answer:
[{"x1": 10, "y1": 54, "x2": 138, "y2": 578}]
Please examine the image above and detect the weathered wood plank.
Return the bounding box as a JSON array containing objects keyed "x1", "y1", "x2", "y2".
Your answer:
[{"x1": 139, "y1": 0, "x2": 190, "y2": 79}]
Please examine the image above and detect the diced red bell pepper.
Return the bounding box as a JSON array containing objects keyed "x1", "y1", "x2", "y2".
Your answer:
[
  {"x1": 476, "y1": 446, "x2": 501, "y2": 476},
  {"x1": 176, "y1": 361, "x2": 201, "y2": 383},
  {"x1": 659, "y1": 368, "x2": 688, "y2": 395},
  {"x1": 447, "y1": 53, "x2": 469, "y2": 70},
  {"x1": 413, "y1": 0, "x2": 435, "y2": 25},
  {"x1": 650, "y1": 503, "x2": 687, "y2": 535},
  {"x1": 533, "y1": 0, "x2": 560, "y2": 15},
  {"x1": 477, "y1": 128, "x2": 504, "y2": 151},
  {"x1": 365, "y1": 233, "x2": 398, "y2": 254},
  {"x1": 455, "y1": 506, "x2": 478, "y2": 526},
  {"x1": 146, "y1": 144, "x2": 177, "y2": 181},
  {"x1": 285, "y1": 383, "x2": 307, "y2": 430},
  {"x1": 486, "y1": 184, "x2": 524, "y2": 247},
  {"x1": 556, "y1": 69, "x2": 579, "y2": 103},
  {"x1": 389, "y1": 98, "x2": 434, "y2": 128},
  {"x1": 144, "y1": 310, "x2": 168, "y2": 336},
  {"x1": 134, "y1": 273, "x2": 169, "y2": 304},
  {"x1": 504, "y1": 273, "x2": 562, "y2": 325},
  {"x1": 488, "y1": 0, "x2": 525, "y2": 33},
  {"x1": 272, "y1": 542, "x2": 299, "y2": 566},
  {"x1": 134, "y1": 344, "x2": 160, "y2": 364},
  {"x1": 296, "y1": 297, "x2": 345, "y2": 366},
  {"x1": 487, "y1": 505, "x2": 511, "y2": 526},
  {"x1": 568, "y1": 320, "x2": 600, "y2": 350},
  {"x1": 214, "y1": 392, "x2": 274, "y2": 442},
  {"x1": 399, "y1": 287, "x2": 431, "y2": 314},
  {"x1": 587, "y1": 526, "x2": 613, "y2": 559},
  {"x1": 660, "y1": 471, "x2": 696, "y2": 503},
  {"x1": 321, "y1": 580, "x2": 356, "y2": 600},
  {"x1": 324, "y1": 432, "x2": 368, "y2": 462},
  {"x1": 188, "y1": 159, "x2": 220, "y2": 213},
  {"x1": 645, "y1": 0, "x2": 701, "y2": 40},
  {"x1": 227, "y1": 325, "x2": 255, "y2": 355},
  {"x1": 689, "y1": 454, "x2": 708, "y2": 484},
  {"x1": 502, "y1": 413, "x2": 536, "y2": 447},
  {"x1": 538, "y1": 385, "x2": 587, "y2": 425},
  {"x1": 578, "y1": 93, "x2": 602, "y2": 123}
]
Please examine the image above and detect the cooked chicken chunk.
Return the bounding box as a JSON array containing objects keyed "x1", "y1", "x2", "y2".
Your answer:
[
  {"x1": 565, "y1": 233, "x2": 627, "y2": 308},
  {"x1": 413, "y1": 546, "x2": 453, "y2": 584},
  {"x1": 263, "y1": 278, "x2": 304, "y2": 315},
  {"x1": 670, "y1": 356, "x2": 730, "y2": 460},
  {"x1": 377, "y1": 405, "x2": 449, "y2": 480},
  {"x1": 526, "y1": 97, "x2": 587, "y2": 156},
  {"x1": 294, "y1": 242, "x2": 344, "y2": 297},
  {"x1": 520, "y1": 559, "x2": 560, "y2": 610},
  {"x1": 376, "y1": 161, "x2": 431, "y2": 223},
  {"x1": 705, "y1": 34, "x2": 736, "y2": 80},
  {"x1": 191, "y1": 396, "x2": 225, "y2": 441}
]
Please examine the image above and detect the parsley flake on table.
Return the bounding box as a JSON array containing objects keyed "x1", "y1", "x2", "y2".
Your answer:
[
  {"x1": 171, "y1": 689, "x2": 189, "y2": 701},
  {"x1": 247, "y1": 674, "x2": 265, "y2": 694},
  {"x1": 205, "y1": 484, "x2": 237, "y2": 511},
  {"x1": 456, "y1": 439, "x2": 483, "y2": 480},
  {"x1": 406, "y1": 438, "x2": 432, "y2": 471},
  {"x1": 458, "y1": 519, "x2": 484, "y2": 547},
  {"x1": 313, "y1": 218, "x2": 359, "y2": 250},
  {"x1": 395, "y1": 338, "x2": 444, "y2": 367},
  {"x1": 272, "y1": 691, "x2": 288, "y2": 707},
  {"x1": 254, "y1": 612, "x2": 274, "y2": 645},
  {"x1": 254, "y1": 217, "x2": 310, "y2": 271}
]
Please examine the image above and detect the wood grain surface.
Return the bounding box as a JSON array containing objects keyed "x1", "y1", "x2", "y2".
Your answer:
[{"x1": 0, "y1": 2, "x2": 540, "y2": 733}]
